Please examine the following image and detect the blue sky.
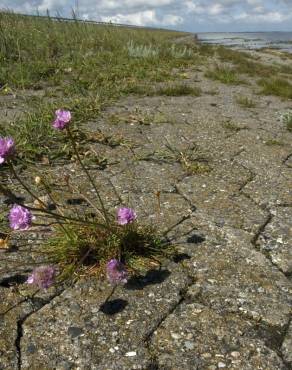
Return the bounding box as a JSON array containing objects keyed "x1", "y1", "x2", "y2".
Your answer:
[{"x1": 1, "y1": 0, "x2": 292, "y2": 32}]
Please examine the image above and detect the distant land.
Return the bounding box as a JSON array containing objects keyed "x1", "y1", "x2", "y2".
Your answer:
[{"x1": 198, "y1": 32, "x2": 292, "y2": 53}]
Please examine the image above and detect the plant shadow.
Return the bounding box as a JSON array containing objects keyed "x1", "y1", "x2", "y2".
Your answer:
[
  {"x1": 125, "y1": 268, "x2": 171, "y2": 291},
  {"x1": 186, "y1": 233, "x2": 205, "y2": 244},
  {"x1": 99, "y1": 299, "x2": 128, "y2": 315}
]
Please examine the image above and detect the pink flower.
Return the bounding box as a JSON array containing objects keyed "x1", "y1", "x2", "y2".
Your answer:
[
  {"x1": 27, "y1": 266, "x2": 56, "y2": 289},
  {"x1": 106, "y1": 259, "x2": 128, "y2": 285},
  {"x1": 0, "y1": 137, "x2": 15, "y2": 164},
  {"x1": 52, "y1": 109, "x2": 71, "y2": 130},
  {"x1": 117, "y1": 207, "x2": 137, "y2": 225},
  {"x1": 9, "y1": 205, "x2": 32, "y2": 230}
]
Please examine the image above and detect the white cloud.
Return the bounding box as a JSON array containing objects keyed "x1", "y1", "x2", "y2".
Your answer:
[
  {"x1": 100, "y1": 9, "x2": 182, "y2": 26},
  {"x1": 101, "y1": 10, "x2": 158, "y2": 26},
  {"x1": 1, "y1": 0, "x2": 292, "y2": 31},
  {"x1": 235, "y1": 10, "x2": 290, "y2": 23},
  {"x1": 208, "y1": 3, "x2": 224, "y2": 15},
  {"x1": 161, "y1": 14, "x2": 183, "y2": 25}
]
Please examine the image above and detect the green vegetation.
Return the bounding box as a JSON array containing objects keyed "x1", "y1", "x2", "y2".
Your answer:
[
  {"x1": 0, "y1": 12, "x2": 197, "y2": 160},
  {"x1": 165, "y1": 141, "x2": 211, "y2": 175},
  {"x1": 215, "y1": 45, "x2": 292, "y2": 78},
  {"x1": 205, "y1": 65, "x2": 244, "y2": 85},
  {"x1": 258, "y1": 78, "x2": 292, "y2": 99},
  {"x1": 122, "y1": 82, "x2": 201, "y2": 97},
  {"x1": 47, "y1": 222, "x2": 170, "y2": 279},
  {"x1": 265, "y1": 139, "x2": 284, "y2": 146},
  {"x1": 281, "y1": 111, "x2": 292, "y2": 132},
  {"x1": 222, "y1": 121, "x2": 247, "y2": 132},
  {"x1": 236, "y1": 95, "x2": 256, "y2": 108}
]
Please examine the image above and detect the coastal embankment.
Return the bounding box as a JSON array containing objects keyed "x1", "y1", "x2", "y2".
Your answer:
[{"x1": 0, "y1": 15, "x2": 291, "y2": 369}]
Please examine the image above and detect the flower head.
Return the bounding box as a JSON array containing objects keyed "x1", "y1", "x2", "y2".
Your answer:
[
  {"x1": 117, "y1": 207, "x2": 137, "y2": 225},
  {"x1": 9, "y1": 205, "x2": 32, "y2": 230},
  {"x1": 52, "y1": 109, "x2": 71, "y2": 130},
  {"x1": 106, "y1": 259, "x2": 128, "y2": 285},
  {"x1": 27, "y1": 265, "x2": 56, "y2": 289},
  {"x1": 0, "y1": 137, "x2": 15, "y2": 164}
]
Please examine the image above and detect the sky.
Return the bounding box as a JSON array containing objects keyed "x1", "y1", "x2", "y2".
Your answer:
[{"x1": 1, "y1": 0, "x2": 292, "y2": 32}]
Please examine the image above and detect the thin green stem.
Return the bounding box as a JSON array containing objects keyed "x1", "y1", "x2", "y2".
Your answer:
[
  {"x1": 101, "y1": 285, "x2": 117, "y2": 307},
  {"x1": 8, "y1": 161, "x2": 46, "y2": 208},
  {"x1": 66, "y1": 126, "x2": 110, "y2": 227},
  {"x1": 40, "y1": 179, "x2": 71, "y2": 237},
  {"x1": 0, "y1": 181, "x2": 107, "y2": 228}
]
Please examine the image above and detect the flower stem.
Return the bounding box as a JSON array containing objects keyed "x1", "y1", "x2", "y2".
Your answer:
[
  {"x1": 0, "y1": 182, "x2": 107, "y2": 228},
  {"x1": 8, "y1": 161, "x2": 47, "y2": 208},
  {"x1": 101, "y1": 285, "x2": 117, "y2": 307},
  {"x1": 40, "y1": 179, "x2": 71, "y2": 237},
  {"x1": 66, "y1": 127, "x2": 110, "y2": 227}
]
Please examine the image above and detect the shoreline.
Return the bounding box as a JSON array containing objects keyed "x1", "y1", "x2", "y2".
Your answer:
[{"x1": 197, "y1": 31, "x2": 292, "y2": 54}]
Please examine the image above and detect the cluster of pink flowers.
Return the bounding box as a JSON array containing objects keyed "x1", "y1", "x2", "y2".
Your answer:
[
  {"x1": 27, "y1": 265, "x2": 56, "y2": 289},
  {"x1": 52, "y1": 109, "x2": 71, "y2": 130},
  {"x1": 0, "y1": 137, "x2": 15, "y2": 164},
  {"x1": 9, "y1": 205, "x2": 32, "y2": 230},
  {"x1": 104, "y1": 207, "x2": 137, "y2": 285},
  {"x1": 106, "y1": 259, "x2": 128, "y2": 285},
  {"x1": 3, "y1": 110, "x2": 141, "y2": 289},
  {"x1": 117, "y1": 207, "x2": 136, "y2": 225}
]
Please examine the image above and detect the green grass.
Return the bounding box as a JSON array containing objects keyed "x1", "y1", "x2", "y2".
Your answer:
[
  {"x1": 0, "y1": 12, "x2": 197, "y2": 160},
  {"x1": 215, "y1": 46, "x2": 288, "y2": 78},
  {"x1": 281, "y1": 111, "x2": 292, "y2": 132},
  {"x1": 205, "y1": 65, "x2": 244, "y2": 85},
  {"x1": 236, "y1": 96, "x2": 256, "y2": 108},
  {"x1": 164, "y1": 141, "x2": 211, "y2": 174},
  {"x1": 123, "y1": 82, "x2": 201, "y2": 97},
  {"x1": 258, "y1": 78, "x2": 292, "y2": 99},
  {"x1": 265, "y1": 139, "x2": 284, "y2": 146},
  {"x1": 46, "y1": 221, "x2": 173, "y2": 280},
  {"x1": 222, "y1": 121, "x2": 247, "y2": 132},
  {"x1": 216, "y1": 46, "x2": 256, "y2": 64}
]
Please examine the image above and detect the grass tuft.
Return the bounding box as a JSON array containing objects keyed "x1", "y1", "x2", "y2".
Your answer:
[
  {"x1": 258, "y1": 78, "x2": 292, "y2": 99},
  {"x1": 281, "y1": 111, "x2": 292, "y2": 132},
  {"x1": 46, "y1": 222, "x2": 172, "y2": 280},
  {"x1": 205, "y1": 65, "x2": 244, "y2": 85},
  {"x1": 236, "y1": 96, "x2": 256, "y2": 108},
  {"x1": 265, "y1": 139, "x2": 284, "y2": 146},
  {"x1": 222, "y1": 121, "x2": 248, "y2": 132}
]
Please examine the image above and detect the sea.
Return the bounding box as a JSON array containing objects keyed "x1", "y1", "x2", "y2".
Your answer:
[{"x1": 197, "y1": 32, "x2": 292, "y2": 53}]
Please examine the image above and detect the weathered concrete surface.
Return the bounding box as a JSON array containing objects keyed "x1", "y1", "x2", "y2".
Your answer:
[
  {"x1": 282, "y1": 321, "x2": 292, "y2": 364},
  {"x1": 151, "y1": 303, "x2": 285, "y2": 370},
  {"x1": 258, "y1": 207, "x2": 292, "y2": 275},
  {"x1": 1, "y1": 47, "x2": 292, "y2": 369},
  {"x1": 21, "y1": 263, "x2": 191, "y2": 369}
]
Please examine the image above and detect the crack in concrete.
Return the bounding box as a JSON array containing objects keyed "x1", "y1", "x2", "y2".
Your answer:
[
  {"x1": 230, "y1": 148, "x2": 246, "y2": 161},
  {"x1": 162, "y1": 213, "x2": 192, "y2": 240},
  {"x1": 143, "y1": 274, "x2": 195, "y2": 343},
  {"x1": 251, "y1": 213, "x2": 273, "y2": 246},
  {"x1": 14, "y1": 289, "x2": 65, "y2": 369},
  {"x1": 242, "y1": 192, "x2": 292, "y2": 280},
  {"x1": 241, "y1": 192, "x2": 290, "y2": 276},
  {"x1": 279, "y1": 316, "x2": 292, "y2": 368},
  {"x1": 173, "y1": 184, "x2": 197, "y2": 212},
  {"x1": 231, "y1": 161, "x2": 290, "y2": 277},
  {"x1": 282, "y1": 153, "x2": 292, "y2": 168}
]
